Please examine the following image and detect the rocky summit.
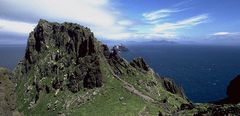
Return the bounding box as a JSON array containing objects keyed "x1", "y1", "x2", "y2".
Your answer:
[
  {"x1": 0, "y1": 19, "x2": 239, "y2": 115},
  {"x1": 20, "y1": 19, "x2": 103, "y2": 91}
]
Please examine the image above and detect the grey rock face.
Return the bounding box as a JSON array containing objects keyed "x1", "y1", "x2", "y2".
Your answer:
[
  {"x1": 17, "y1": 19, "x2": 103, "y2": 94},
  {"x1": 130, "y1": 57, "x2": 149, "y2": 71},
  {"x1": 162, "y1": 78, "x2": 186, "y2": 98}
]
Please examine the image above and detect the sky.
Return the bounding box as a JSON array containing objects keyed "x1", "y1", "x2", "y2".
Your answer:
[{"x1": 0, "y1": 0, "x2": 240, "y2": 44}]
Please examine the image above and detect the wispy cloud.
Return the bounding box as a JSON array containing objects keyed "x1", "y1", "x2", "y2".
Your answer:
[
  {"x1": 172, "y1": 0, "x2": 193, "y2": 7},
  {"x1": 0, "y1": 19, "x2": 35, "y2": 34},
  {"x1": 143, "y1": 9, "x2": 182, "y2": 21},
  {"x1": 129, "y1": 14, "x2": 209, "y2": 40},
  {"x1": 139, "y1": 0, "x2": 209, "y2": 40},
  {"x1": 153, "y1": 14, "x2": 209, "y2": 33},
  {"x1": 212, "y1": 32, "x2": 240, "y2": 36}
]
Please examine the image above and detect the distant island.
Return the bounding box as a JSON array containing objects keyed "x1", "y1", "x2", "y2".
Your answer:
[{"x1": 0, "y1": 19, "x2": 240, "y2": 116}]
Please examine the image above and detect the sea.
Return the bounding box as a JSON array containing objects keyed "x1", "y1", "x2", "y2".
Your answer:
[
  {"x1": 0, "y1": 45, "x2": 25, "y2": 70},
  {"x1": 1, "y1": 44, "x2": 240, "y2": 103}
]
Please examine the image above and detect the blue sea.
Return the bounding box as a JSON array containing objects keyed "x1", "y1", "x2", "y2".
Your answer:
[
  {"x1": 1, "y1": 44, "x2": 240, "y2": 103},
  {"x1": 0, "y1": 45, "x2": 25, "y2": 70}
]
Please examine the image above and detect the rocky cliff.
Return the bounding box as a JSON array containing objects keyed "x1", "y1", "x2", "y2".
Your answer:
[
  {"x1": 20, "y1": 19, "x2": 103, "y2": 91},
  {"x1": 7, "y1": 19, "x2": 240, "y2": 115}
]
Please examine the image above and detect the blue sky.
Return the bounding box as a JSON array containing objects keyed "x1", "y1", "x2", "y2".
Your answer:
[{"x1": 0, "y1": 0, "x2": 240, "y2": 44}]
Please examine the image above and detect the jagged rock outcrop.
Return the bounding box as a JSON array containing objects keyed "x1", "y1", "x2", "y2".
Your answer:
[
  {"x1": 16, "y1": 19, "x2": 103, "y2": 94},
  {"x1": 103, "y1": 45, "x2": 129, "y2": 76},
  {"x1": 163, "y1": 78, "x2": 185, "y2": 97},
  {"x1": 215, "y1": 75, "x2": 240, "y2": 104},
  {"x1": 130, "y1": 57, "x2": 149, "y2": 71},
  {"x1": 154, "y1": 73, "x2": 186, "y2": 99}
]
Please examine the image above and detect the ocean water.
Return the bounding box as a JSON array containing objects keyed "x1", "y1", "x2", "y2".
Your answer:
[
  {"x1": 120, "y1": 45, "x2": 240, "y2": 103},
  {"x1": 0, "y1": 44, "x2": 240, "y2": 103},
  {"x1": 0, "y1": 45, "x2": 25, "y2": 70}
]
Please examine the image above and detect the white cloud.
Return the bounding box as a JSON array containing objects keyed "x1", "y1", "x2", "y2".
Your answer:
[
  {"x1": 117, "y1": 20, "x2": 133, "y2": 26},
  {"x1": 153, "y1": 14, "x2": 209, "y2": 33},
  {"x1": 173, "y1": 0, "x2": 193, "y2": 7},
  {"x1": 0, "y1": 19, "x2": 35, "y2": 34},
  {"x1": 140, "y1": 8, "x2": 210, "y2": 40},
  {"x1": 128, "y1": 14, "x2": 209, "y2": 40},
  {"x1": 212, "y1": 32, "x2": 240, "y2": 36},
  {"x1": 143, "y1": 9, "x2": 182, "y2": 21},
  {"x1": 0, "y1": 0, "x2": 133, "y2": 40}
]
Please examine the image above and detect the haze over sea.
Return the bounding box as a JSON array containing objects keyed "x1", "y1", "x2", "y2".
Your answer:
[{"x1": 1, "y1": 44, "x2": 240, "y2": 103}]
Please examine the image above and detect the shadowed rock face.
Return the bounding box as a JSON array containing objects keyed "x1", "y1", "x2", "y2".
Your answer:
[
  {"x1": 227, "y1": 75, "x2": 240, "y2": 103},
  {"x1": 130, "y1": 57, "x2": 149, "y2": 71},
  {"x1": 215, "y1": 75, "x2": 240, "y2": 104},
  {"x1": 163, "y1": 78, "x2": 182, "y2": 95},
  {"x1": 154, "y1": 73, "x2": 187, "y2": 99}
]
